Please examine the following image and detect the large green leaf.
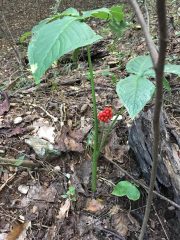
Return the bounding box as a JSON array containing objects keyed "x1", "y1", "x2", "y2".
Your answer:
[
  {"x1": 28, "y1": 16, "x2": 102, "y2": 83},
  {"x1": 112, "y1": 180, "x2": 140, "y2": 201},
  {"x1": 164, "y1": 64, "x2": 180, "y2": 76},
  {"x1": 82, "y1": 8, "x2": 110, "y2": 19},
  {"x1": 116, "y1": 75, "x2": 155, "y2": 118},
  {"x1": 82, "y1": 5, "x2": 124, "y2": 21},
  {"x1": 143, "y1": 64, "x2": 180, "y2": 78},
  {"x1": 126, "y1": 55, "x2": 153, "y2": 76},
  {"x1": 61, "y1": 7, "x2": 80, "y2": 17}
]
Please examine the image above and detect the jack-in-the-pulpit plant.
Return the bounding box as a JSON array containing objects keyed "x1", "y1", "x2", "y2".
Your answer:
[{"x1": 27, "y1": 5, "x2": 180, "y2": 194}]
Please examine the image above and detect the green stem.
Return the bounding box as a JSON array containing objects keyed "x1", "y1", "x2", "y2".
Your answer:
[{"x1": 87, "y1": 46, "x2": 99, "y2": 192}]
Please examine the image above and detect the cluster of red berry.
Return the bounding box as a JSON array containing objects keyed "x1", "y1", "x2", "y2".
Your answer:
[{"x1": 97, "y1": 107, "x2": 113, "y2": 123}]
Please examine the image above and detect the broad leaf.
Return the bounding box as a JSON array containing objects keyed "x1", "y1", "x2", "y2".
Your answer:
[
  {"x1": 62, "y1": 7, "x2": 80, "y2": 17},
  {"x1": 126, "y1": 55, "x2": 153, "y2": 76},
  {"x1": 112, "y1": 180, "x2": 140, "y2": 201},
  {"x1": 82, "y1": 8, "x2": 110, "y2": 19},
  {"x1": 32, "y1": 18, "x2": 50, "y2": 33},
  {"x1": 116, "y1": 75, "x2": 155, "y2": 118},
  {"x1": 164, "y1": 64, "x2": 180, "y2": 76},
  {"x1": 82, "y1": 5, "x2": 124, "y2": 21},
  {"x1": 28, "y1": 16, "x2": 102, "y2": 83},
  {"x1": 143, "y1": 64, "x2": 180, "y2": 78}
]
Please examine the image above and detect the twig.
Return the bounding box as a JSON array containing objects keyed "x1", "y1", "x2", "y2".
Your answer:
[
  {"x1": 0, "y1": 157, "x2": 39, "y2": 168},
  {"x1": 104, "y1": 157, "x2": 180, "y2": 210},
  {"x1": 152, "y1": 204, "x2": 169, "y2": 240},
  {"x1": 139, "y1": 1, "x2": 168, "y2": 239},
  {"x1": 29, "y1": 103, "x2": 58, "y2": 122},
  {"x1": 0, "y1": 172, "x2": 16, "y2": 192},
  {"x1": 129, "y1": 0, "x2": 158, "y2": 66}
]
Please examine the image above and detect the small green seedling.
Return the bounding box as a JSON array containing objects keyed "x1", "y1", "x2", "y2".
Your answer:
[
  {"x1": 62, "y1": 185, "x2": 76, "y2": 202},
  {"x1": 112, "y1": 180, "x2": 140, "y2": 201}
]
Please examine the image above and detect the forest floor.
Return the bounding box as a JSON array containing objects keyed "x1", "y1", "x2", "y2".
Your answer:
[{"x1": 0, "y1": 0, "x2": 180, "y2": 239}]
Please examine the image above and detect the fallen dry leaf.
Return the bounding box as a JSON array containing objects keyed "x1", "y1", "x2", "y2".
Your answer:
[
  {"x1": 37, "y1": 125, "x2": 55, "y2": 143},
  {"x1": 69, "y1": 126, "x2": 92, "y2": 142},
  {"x1": 8, "y1": 127, "x2": 26, "y2": 137},
  {"x1": 56, "y1": 199, "x2": 71, "y2": 221},
  {"x1": 64, "y1": 137, "x2": 83, "y2": 152},
  {"x1": 57, "y1": 126, "x2": 84, "y2": 152},
  {"x1": 109, "y1": 206, "x2": 130, "y2": 237},
  {"x1": 85, "y1": 198, "x2": 104, "y2": 213},
  {"x1": 0, "y1": 92, "x2": 10, "y2": 116},
  {"x1": 6, "y1": 221, "x2": 30, "y2": 240},
  {"x1": 32, "y1": 118, "x2": 55, "y2": 143}
]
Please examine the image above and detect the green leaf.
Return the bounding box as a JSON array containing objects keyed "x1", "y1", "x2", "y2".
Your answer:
[
  {"x1": 32, "y1": 18, "x2": 50, "y2": 33},
  {"x1": 164, "y1": 64, "x2": 180, "y2": 76},
  {"x1": 112, "y1": 180, "x2": 140, "y2": 201},
  {"x1": 62, "y1": 7, "x2": 80, "y2": 17},
  {"x1": 28, "y1": 16, "x2": 102, "y2": 83},
  {"x1": 126, "y1": 55, "x2": 153, "y2": 76},
  {"x1": 82, "y1": 5, "x2": 124, "y2": 21},
  {"x1": 116, "y1": 75, "x2": 155, "y2": 118},
  {"x1": 163, "y1": 78, "x2": 171, "y2": 92},
  {"x1": 109, "y1": 19, "x2": 127, "y2": 37},
  {"x1": 19, "y1": 31, "x2": 31, "y2": 43},
  {"x1": 82, "y1": 8, "x2": 111, "y2": 19},
  {"x1": 110, "y1": 5, "x2": 124, "y2": 21}
]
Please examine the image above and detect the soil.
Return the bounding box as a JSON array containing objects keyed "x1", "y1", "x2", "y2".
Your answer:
[{"x1": 0, "y1": 0, "x2": 180, "y2": 240}]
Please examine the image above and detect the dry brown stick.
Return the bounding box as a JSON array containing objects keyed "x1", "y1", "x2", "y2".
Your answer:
[
  {"x1": 104, "y1": 158, "x2": 180, "y2": 210},
  {"x1": 0, "y1": 157, "x2": 39, "y2": 168},
  {"x1": 152, "y1": 204, "x2": 169, "y2": 240},
  {"x1": 0, "y1": 172, "x2": 16, "y2": 192},
  {"x1": 129, "y1": 0, "x2": 158, "y2": 66}
]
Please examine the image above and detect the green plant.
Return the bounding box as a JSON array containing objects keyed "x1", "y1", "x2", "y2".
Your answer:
[
  {"x1": 62, "y1": 185, "x2": 76, "y2": 201},
  {"x1": 28, "y1": 6, "x2": 125, "y2": 84},
  {"x1": 112, "y1": 180, "x2": 140, "y2": 201},
  {"x1": 116, "y1": 55, "x2": 180, "y2": 118},
  {"x1": 19, "y1": 31, "x2": 31, "y2": 44},
  {"x1": 28, "y1": 5, "x2": 126, "y2": 192}
]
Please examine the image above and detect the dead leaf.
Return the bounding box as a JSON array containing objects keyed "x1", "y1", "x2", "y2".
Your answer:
[
  {"x1": 56, "y1": 199, "x2": 71, "y2": 221},
  {"x1": 21, "y1": 184, "x2": 57, "y2": 207},
  {"x1": 69, "y1": 125, "x2": 92, "y2": 142},
  {"x1": 37, "y1": 125, "x2": 55, "y2": 143},
  {"x1": 85, "y1": 198, "x2": 104, "y2": 213},
  {"x1": 77, "y1": 159, "x2": 91, "y2": 186},
  {"x1": 57, "y1": 126, "x2": 88, "y2": 152},
  {"x1": 8, "y1": 127, "x2": 26, "y2": 137},
  {"x1": 109, "y1": 206, "x2": 130, "y2": 237},
  {"x1": 32, "y1": 118, "x2": 55, "y2": 143},
  {"x1": 64, "y1": 137, "x2": 83, "y2": 152},
  {"x1": 6, "y1": 221, "x2": 30, "y2": 240},
  {"x1": 0, "y1": 92, "x2": 10, "y2": 116}
]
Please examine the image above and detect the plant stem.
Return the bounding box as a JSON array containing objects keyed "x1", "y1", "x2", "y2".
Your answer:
[
  {"x1": 87, "y1": 46, "x2": 99, "y2": 192},
  {"x1": 139, "y1": 1, "x2": 167, "y2": 239}
]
